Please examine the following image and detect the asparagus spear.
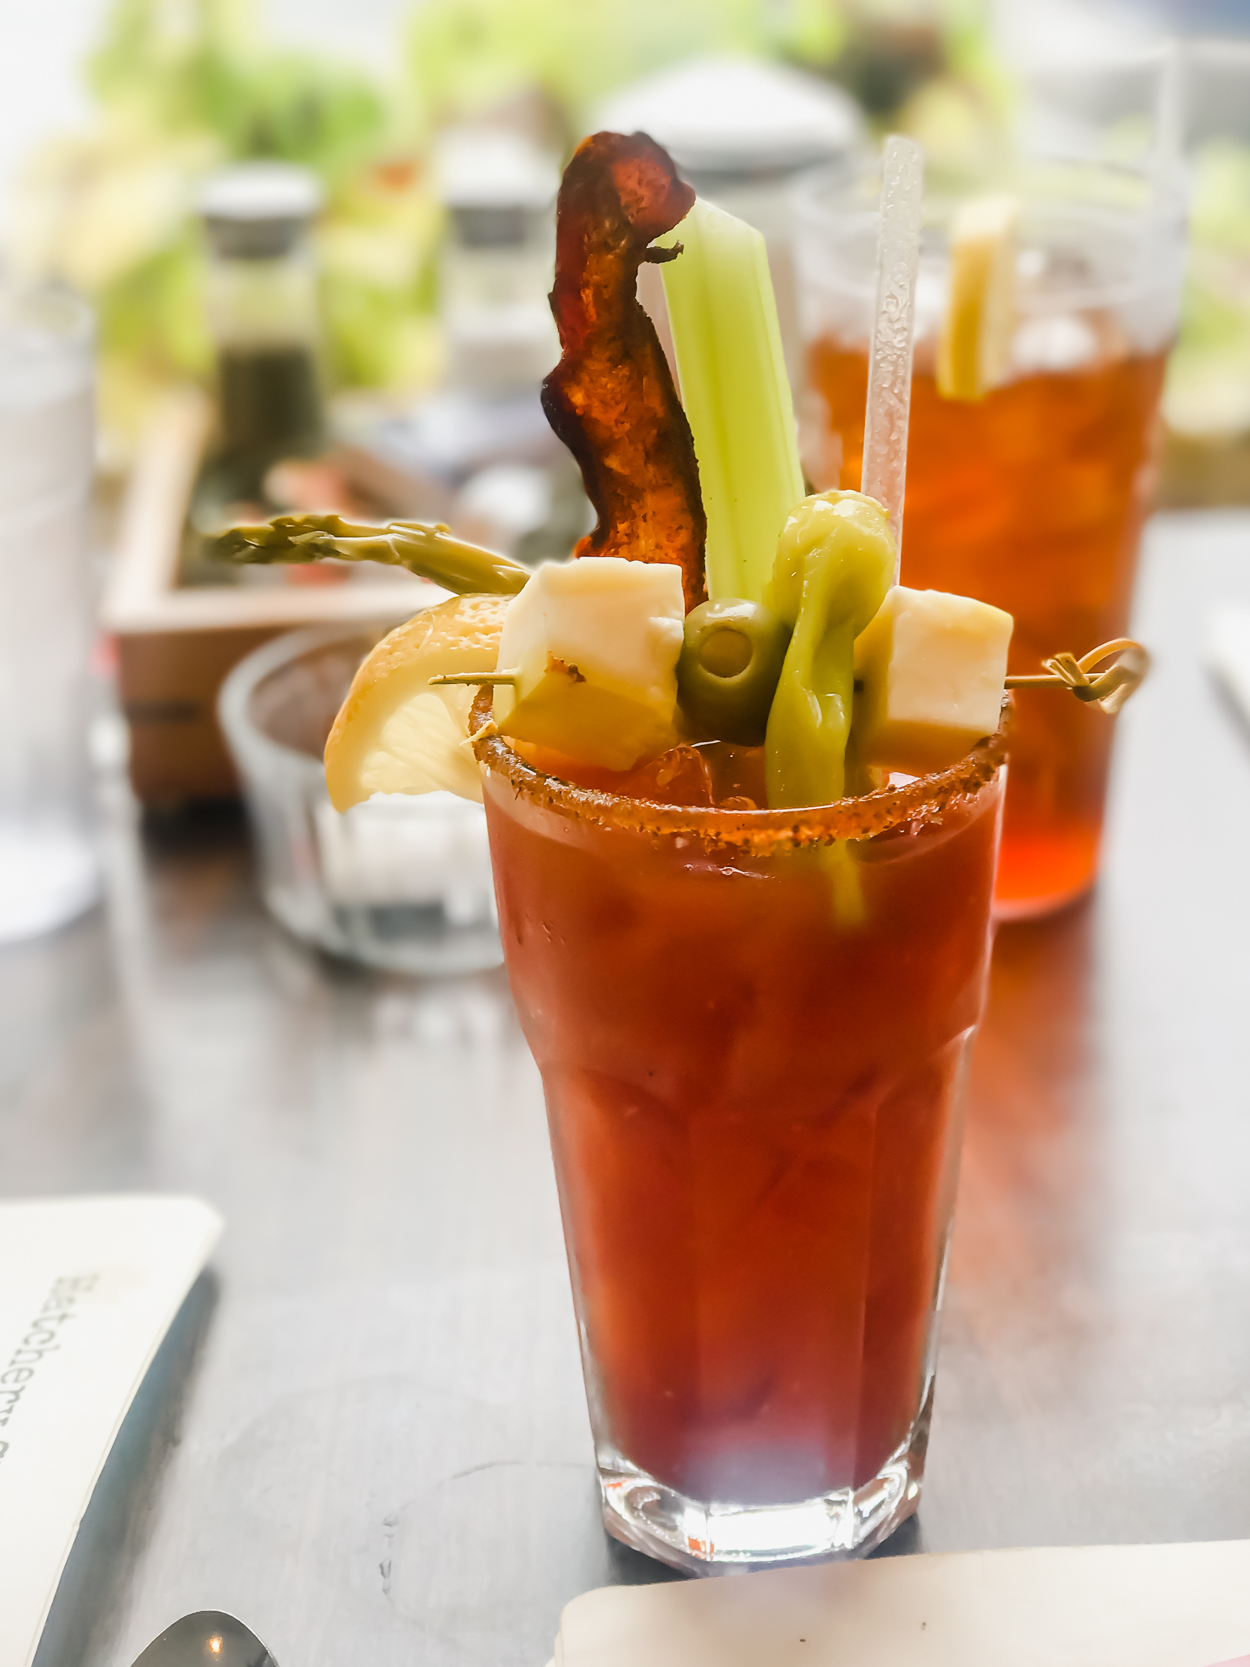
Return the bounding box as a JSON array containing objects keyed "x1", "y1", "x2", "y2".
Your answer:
[{"x1": 214, "y1": 513, "x2": 532, "y2": 596}]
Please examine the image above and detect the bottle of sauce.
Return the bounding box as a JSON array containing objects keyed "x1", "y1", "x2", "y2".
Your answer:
[{"x1": 198, "y1": 162, "x2": 325, "y2": 498}]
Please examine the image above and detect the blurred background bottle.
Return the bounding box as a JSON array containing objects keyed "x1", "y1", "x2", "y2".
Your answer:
[
  {"x1": 199, "y1": 162, "x2": 325, "y2": 504},
  {"x1": 360, "y1": 127, "x2": 585, "y2": 567},
  {"x1": 437, "y1": 127, "x2": 559, "y2": 396}
]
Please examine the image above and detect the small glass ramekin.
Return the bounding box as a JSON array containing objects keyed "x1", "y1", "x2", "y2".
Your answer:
[{"x1": 219, "y1": 624, "x2": 501, "y2": 976}]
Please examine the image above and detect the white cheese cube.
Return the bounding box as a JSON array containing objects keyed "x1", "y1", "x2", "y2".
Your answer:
[
  {"x1": 853, "y1": 585, "x2": 1013, "y2": 774},
  {"x1": 493, "y1": 557, "x2": 686, "y2": 770}
]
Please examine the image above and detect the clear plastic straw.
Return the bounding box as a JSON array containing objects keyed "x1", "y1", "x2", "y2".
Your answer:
[
  {"x1": 861, "y1": 134, "x2": 924, "y2": 580},
  {"x1": 1152, "y1": 37, "x2": 1184, "y2": 198}
]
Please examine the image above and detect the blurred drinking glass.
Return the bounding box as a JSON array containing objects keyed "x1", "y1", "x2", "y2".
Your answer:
[
  {"x1": 0, "y1": 286, "x2": 98, "y2": 940},
  {"x1": 796, "y1": 160, "x2": 1184, "y2": 917}
]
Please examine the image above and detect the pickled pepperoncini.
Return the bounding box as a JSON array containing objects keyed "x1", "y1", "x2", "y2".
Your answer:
[{"x1": 765, "y1": 491, "x2": 896, "y2": 809}]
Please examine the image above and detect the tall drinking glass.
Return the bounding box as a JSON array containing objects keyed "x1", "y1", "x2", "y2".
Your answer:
[
  {"x1": 0, "y1": 287, "x2": 97, "y2": 940},
  {"x1": 796, "y1": 162, "x2": 1183, "y2": 917},
  {"x1": 477, "y1": 708, "x2": 1006, "y2": 1571}
]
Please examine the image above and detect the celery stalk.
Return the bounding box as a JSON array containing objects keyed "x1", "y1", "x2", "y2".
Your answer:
[{"x1": 659, "y1": 198, "x2": 805, "y2": 604}]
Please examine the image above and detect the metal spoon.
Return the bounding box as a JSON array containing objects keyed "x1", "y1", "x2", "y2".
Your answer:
[{"x1": 130, "y1": 1611, "x2": 278, "y2": 1667}]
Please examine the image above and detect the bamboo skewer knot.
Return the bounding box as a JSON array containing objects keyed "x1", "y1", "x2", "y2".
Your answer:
[{"x1": 1004, "y1": 638, "x2": 1149, "y2": 715}]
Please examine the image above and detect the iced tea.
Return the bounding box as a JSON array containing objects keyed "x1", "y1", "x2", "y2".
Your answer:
[
  {"x1": 810, "y1": 338, "x2": 1166, "y2": 913},
  {"x1": 796, "y1": 164, "x2": 1182, "y2": 915}
]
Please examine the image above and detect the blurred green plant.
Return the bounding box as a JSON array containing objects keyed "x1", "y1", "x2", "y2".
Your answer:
[
  {"x1": 408, "y1": 0, "x2": 770, "y2": 139},
  {"x1": 795, "y1": 0, "x2": 1010, "y2": 188},
  {"x1": 407, "y1": 0, "x2": 1006, "y2": 183},
  {"x1": 89, "y1": 0, "x2": 389, "y2": 180},
  {"x1": 8, "y1": 0, "x2": 436, "y2": 461}
]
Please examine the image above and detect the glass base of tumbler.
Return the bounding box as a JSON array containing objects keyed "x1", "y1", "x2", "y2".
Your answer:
[
  {"x1": 597, "y1": 1391, "x2": 931, "y2": 1574},
  {"x1": 993, "y1": 875, "x2": 1094, "y2": 922}
]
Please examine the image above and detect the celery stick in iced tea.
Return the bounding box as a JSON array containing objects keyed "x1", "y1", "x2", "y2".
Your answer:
[{"x1": 659, "y1": 198, "x2": 804, "y2": 605}]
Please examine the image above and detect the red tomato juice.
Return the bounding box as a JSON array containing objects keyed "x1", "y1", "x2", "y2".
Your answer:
[{"x1": 478, "y1": 729, "x2": 1004, "y2": 1516}]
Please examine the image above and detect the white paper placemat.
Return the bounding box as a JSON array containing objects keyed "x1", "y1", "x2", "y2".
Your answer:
[
  {"x1": 0, "y1": 1194, "x2": 222, "y2": 1667},
  {"x1": 1208, "y1": 603, "x2": 1250, "y2": 725},
  {"x1": 551, "y1": 1541, "x2": 1250, "y2": 1667}
]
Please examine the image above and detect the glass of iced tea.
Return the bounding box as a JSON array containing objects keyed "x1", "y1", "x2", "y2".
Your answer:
[
  {"x1": 796, "y1": 161, "x2": 1183, "y2": 917},
  {"x1": 476, "y1": 706, "x2": 1006, "y2": 1570}
]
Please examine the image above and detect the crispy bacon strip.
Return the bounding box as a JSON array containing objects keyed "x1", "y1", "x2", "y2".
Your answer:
[{"x1": 543, "y1": 131, "x2": 707, "y2": 611}]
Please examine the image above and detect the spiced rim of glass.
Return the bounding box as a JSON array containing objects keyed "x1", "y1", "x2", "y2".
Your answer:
[{"x1": 470, "y1": 686, "x2": 1008, "y2": 853}]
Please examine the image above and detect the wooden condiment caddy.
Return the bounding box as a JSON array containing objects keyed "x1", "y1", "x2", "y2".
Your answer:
[{"x1": 101, "y1": 389, "x2": 430, "y2": 804}]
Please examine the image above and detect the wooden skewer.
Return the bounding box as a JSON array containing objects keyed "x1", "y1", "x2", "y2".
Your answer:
[
  {"x1": 428, "y1": 670, "x2": 520, "y2": 687},
  {"x1": 1004, "y1": 638, "x2": 1149, "y2": 715},
  {"x1": 429, "y1": 640, "x2": 1150, "y2": 719}
]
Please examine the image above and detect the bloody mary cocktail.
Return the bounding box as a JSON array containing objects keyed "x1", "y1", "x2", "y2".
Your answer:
[
  {"x1": 797, "y1": 165, "x2": 1182, "y2": 916},
  {"x1": 477, "y1": 715, "x2": 1006, "y2": 1570},
  {"x1": 310, "y1": 131, "x2": 1044, "y2": 1577}
]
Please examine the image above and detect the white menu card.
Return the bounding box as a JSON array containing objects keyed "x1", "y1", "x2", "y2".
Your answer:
[
  {"x1": 550, "y1": 1540, "x2": 1250, "y2": 1667},
  {"x1": 0, "y1": 1194, "x2": 222, "y2": 1667}
]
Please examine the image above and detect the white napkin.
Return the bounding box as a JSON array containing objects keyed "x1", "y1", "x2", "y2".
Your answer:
[
  {"x1": 0, "y1": 1194, "x2": 222, "y2": 1667},
  {"x1": 549, "y1": 1542, "x2": 1250, "y2": 1667},
  {"x1": 1208, "y1": 603, "x2": 1250, "y2": 725}
]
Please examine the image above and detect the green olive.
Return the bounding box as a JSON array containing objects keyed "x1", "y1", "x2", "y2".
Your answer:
[{"x1": 677, "y1": 599, "x2": 790, "y2": 745}]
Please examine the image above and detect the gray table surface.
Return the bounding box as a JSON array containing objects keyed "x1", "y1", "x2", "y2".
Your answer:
[{"x1": 5, "y1": 510, "x2": 1250, "y2": 1667}]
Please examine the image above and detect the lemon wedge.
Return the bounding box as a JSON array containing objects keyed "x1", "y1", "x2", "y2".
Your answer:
[
  {"x1": 324, "y1": 594, "x2": 509, "y2": 811},
  {"x1": 936, "y1": 193, "x2": 1018, "y2": 402}
]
